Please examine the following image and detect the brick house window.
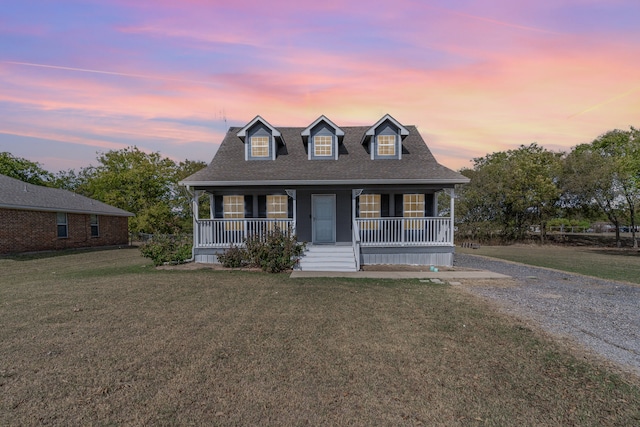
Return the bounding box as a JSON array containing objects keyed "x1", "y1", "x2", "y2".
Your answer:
[
  {"x1": 57, "y1": 212, "x2": 68, "y2": 238},
  {"x1": 90, "y1": 214, "x2": 99, "y2": 237}
]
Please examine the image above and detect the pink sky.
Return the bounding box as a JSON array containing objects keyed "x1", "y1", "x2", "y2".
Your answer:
[{"x1": 1, "y1": 0, "x2": 639, "y2": 172}]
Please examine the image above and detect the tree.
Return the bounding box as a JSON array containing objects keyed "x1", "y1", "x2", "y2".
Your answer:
[
  {"x1": 0, "y1": 152, "x2": 53, "y2": 185},
  {"x1": 591, "y1": 128, "x2": 640, "y2": 247},
  {"x1": 457, "y1": 144, "x2": 562, "y2": 242},
  {"x1": 562, "y1": 143, "x2": 626, "y2": 246},
  {"x1": 76, "y1": 147, "x2": 206, "y2": 234}
]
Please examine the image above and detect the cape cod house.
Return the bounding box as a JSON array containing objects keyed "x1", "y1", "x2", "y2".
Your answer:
[
  {"x1": 0, "y1": 174, "x2": 133, "y2": 254},
  {"x1": 180, "y1": 114, "x2": 469, "y2": 271}
]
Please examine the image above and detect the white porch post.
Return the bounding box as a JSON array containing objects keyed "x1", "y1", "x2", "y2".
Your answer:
[
  {"x1": 192, "y1": 189, "x2": 204, "y2": 248},
  {"x1": 285, "y1": 189, "x2": 297, "y2": 235},
  {"x1": 209, "y1": 193, "x2": 214, "y2": 219},
  {"x1": 445, "y1": 188, "x2": 455, "y2": 245},
  {"x1": 352, "y1": 189, "x2": 363, "y2": 222}
]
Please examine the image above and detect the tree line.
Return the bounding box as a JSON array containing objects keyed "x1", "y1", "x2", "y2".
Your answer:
[
  {"x1": 0, "y1": 148, "x2": 206, "y2": 234},
  {"x1": 456, "y1": 127, "x2": 640, "y2": 247},
  {"x1": 2, "y1": 126, "x2": 638, "y2": 244}
]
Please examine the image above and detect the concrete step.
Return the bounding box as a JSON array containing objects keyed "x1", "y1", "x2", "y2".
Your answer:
[{"x1": 298, "y1": 245, "x2": 357, "y2": 272}]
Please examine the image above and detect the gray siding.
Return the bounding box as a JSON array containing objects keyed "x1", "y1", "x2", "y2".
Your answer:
[
  {"x1": 360, "y1": 246, "x2": 454, "y2": 267},
  {"x1": 296, "y1": 189, "x2": 351, "y2": 243},
  {"x1": 373, "y1": 120, "x2": 400, "y2": 160},
  {"x1": 309, "y1": 122, "x2": 336, "y2": 160}
]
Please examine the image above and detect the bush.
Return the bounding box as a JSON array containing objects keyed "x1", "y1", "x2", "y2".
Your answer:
[
  {"x1": 217, "y1": 245, "x2": 248, "y2": 268},
  {"x1": 217, "y1": 226, "x2": 306, "y2": 273},
  {"x1": 140, "y1": 234, "x2": 192, "y2": 266}
]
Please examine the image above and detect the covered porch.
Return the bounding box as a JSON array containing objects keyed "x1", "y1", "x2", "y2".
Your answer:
[{"x1": 189, "y1": 187, "x2": 457, "y2": 267}]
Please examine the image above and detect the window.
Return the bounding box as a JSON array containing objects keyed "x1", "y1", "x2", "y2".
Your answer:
[
  {"x1": 224, "y1": 195, "x2": 244, "y2": 230},
  {"x1": 313, "y1": 135, "x2": 332, "y2": 157},
  {"x1": 403, "y1": 194, "x2": 425, "y2": 230},
  {"x1": 90, "y1": 214, "x2": 99, "y2": 237},
  {"x1": 377, "y1": 135, "x2": 396, "y2": 156},
  {"x1": 267, "y1": 195, "x2": 288, "y2": 219},
  {"x1": 57, "y1": 212, "x2": 68, "y2": 238},
  {"x1": 359, "y1": 194, "x2": 381, "y2": 230},
  {"x1": 250, "y1": 136, "x2": 269, "y2": 158}
]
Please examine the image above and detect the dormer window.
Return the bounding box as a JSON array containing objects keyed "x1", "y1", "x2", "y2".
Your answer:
[
  {"x1": 251, "y1": 136, "x2": 269, "y2": 158},
  {"x1": 363, "y1": 114, "x2": 409, "y2": 160},
  {"x1": 313, "y1": 135, "x2": 333, "y2": 157},
  {"x1": 302, "y1": 115, "x2": 344, "y2": 161},
  {"x1": 237, "y1": 115, "x2": 283, "y2": 161},
  {"x1": 376, "y1": 135, "x2": 396, "y2": 156}
]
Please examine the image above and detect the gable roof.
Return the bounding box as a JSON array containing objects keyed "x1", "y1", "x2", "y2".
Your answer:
[
  {"x1": 182, "y1": 125, "x2": 469, "y2": 187},
  {"x1": 301, "y1": 115, "x2": 345, "y2": 137},
  {"x1": 364, "y1": 114, "x2": 410, "y2": 139},
  {"x1": 236, "y1": 115, "x2": 283, "y2": 142},
  {"x1": 0, "y1": 174, "x2": 134, "y2": 217}
]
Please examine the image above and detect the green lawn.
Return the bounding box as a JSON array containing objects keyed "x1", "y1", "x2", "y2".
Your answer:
[
  {"x1": 1, "y1": 248, "x2": 639, "y2": 425},
  {"x1": 458, "y1": 244, "x2": 640, "y2": 284}
]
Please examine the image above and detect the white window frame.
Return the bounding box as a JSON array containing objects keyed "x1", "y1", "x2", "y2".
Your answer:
[
  {"x1": 267, "y1": 195, "x2": 288, "y2": 219},
  {"x1": 250, "y1": 136, "x2": 269, "y2": 158},
  {"x1": 377, "y1": 135, "x2": 396, "y2": 156},
  {"x1": 359, "y1": 194, "x2": 381, "y2": 230},
  {"x1": 90, "y1": 214, "x2": 99, "y2": 237},
  {"x1": 313, "y1": 135, "x2": 332, "y2": 157},
  {"x1": 57, "y1": 212, "x2": 68, "y2": 238},
  {"x1": 223, "y1": 195, "x2": 244, "y2": 230},
  {"x1": 403, "y1": 194, "x2": 425, "y2": 230}
]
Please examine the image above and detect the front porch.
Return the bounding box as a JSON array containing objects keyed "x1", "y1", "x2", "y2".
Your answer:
[{"x1": 189, "y1": 187, "x2": 457, "y2": 268}]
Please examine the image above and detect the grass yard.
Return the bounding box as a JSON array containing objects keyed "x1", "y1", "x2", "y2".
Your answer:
[
  {"x1": 458, "y1": 244, "x2": 640, "y2": 284},
  {"x1": 1, "y1": 249, "x2": 640, "y2": 425}
]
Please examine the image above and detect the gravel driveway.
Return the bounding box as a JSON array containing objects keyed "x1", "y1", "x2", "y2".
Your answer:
[{"x1": 454, "y1": 253, "x2": 640, "y2": 377}]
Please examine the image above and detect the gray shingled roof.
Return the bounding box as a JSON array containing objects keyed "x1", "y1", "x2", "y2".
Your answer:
[
  {"x1": 182, "y1": 125, "x2": 469, "y2": 186},
  {"x1": 0, "y1": 174, "x2": 134, "y2": 216}
]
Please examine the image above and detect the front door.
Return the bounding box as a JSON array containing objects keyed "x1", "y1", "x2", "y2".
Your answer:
[{"x1": 312, "y1": 194, "x2": 336, "y2": 244}]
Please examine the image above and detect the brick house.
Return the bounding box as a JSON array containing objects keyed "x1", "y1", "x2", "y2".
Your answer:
[
  {"x1": 181, "y1": 114, "x2": 469, "y2": 271},
  {"x1": 0, "y1": 174, "x2": 133, "y2": 255}
]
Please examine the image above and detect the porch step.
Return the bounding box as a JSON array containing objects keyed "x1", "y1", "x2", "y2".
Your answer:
[{"x1": 297, "y1": 245, "x2": 358, "y2": 272}]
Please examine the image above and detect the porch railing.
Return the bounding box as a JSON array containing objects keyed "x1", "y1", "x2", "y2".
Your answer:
[
  {"x1": 355, "y1": 217, "x2": 452, "y2": 246},
  {"x1": 195, "y1": 219, "x2": 294, "y2": 248}
]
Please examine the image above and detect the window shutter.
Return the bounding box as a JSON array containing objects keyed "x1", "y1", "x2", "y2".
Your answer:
[
  {"x1": 287, "y1": 197, "x2": 293, "y2": 218},
  {"x1": 425, "y1": 194, "x2": 434, "y2": 216},
  {"x1": 258, "y1": 195, "x2": 267, "y2": 218},
  {"x1": 355, "y1": 196, "x2": 360, "y2": 217},
  {"x1": 381, "y1": 194, "x2": 390, "y2": 217},
  {"x1": 394, "y1": 194, "x2": 403, "y2": 217},
  {"x1": 244, "y1": 195, "x2": 254, "y2": 218},
  {"x1": 214, "y1": 195, "x2": 224, "y2": 218}
]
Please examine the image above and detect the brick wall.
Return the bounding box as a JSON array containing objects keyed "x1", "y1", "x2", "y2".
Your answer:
[{"x1": 0, "y1": 208, "x2": 129, "y2": 254}]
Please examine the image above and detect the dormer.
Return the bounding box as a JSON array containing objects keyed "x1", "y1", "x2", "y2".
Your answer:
[
  {"x1": 301, "y1": 115, "x2": 345, "y2": 161},
  {"x1": 362, "y1": 114, "x2": 409, "y2": 160},
  {"x1": 237, "y1": 116, "x2": 284, "y2": 161}
]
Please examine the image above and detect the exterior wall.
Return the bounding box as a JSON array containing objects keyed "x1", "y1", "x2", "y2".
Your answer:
[
  {"x1": 0, "y1": 208, "x2": 129, "y2": 254},
  {"x1": 309, "y1": 122, "x2": 336, "y2": 160},
  {"x1": 296, "y1": 189, "x2": 351, "y2": 243},
  {"x1": 360, "y1": 246, "x2": 455, "y2": 267},
  {"x1": 373, "y1": 120, "x2": 400, "y2": 160},
  {"x1": 246, "y1": 123, "x2": 273, "y2": 160}
]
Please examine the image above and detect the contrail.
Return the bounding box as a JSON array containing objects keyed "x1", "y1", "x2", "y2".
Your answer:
[
  {"x1": 568, "y1": 85, "x2": 640, "y2": 119},
  {"x1": 2, "y1": 61, "x2": 218, "y2": 86},
  {"x1": 425, "y1": 6, "x2": 563, "y2": 35}
]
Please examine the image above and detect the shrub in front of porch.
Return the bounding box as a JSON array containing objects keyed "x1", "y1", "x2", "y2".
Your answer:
[
  {"x1": 140, "y1": 234, "x2": 192, "y2": 266},
  {"x1": 218, "y1": 227, "x2": 306, "y2": 273}
]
